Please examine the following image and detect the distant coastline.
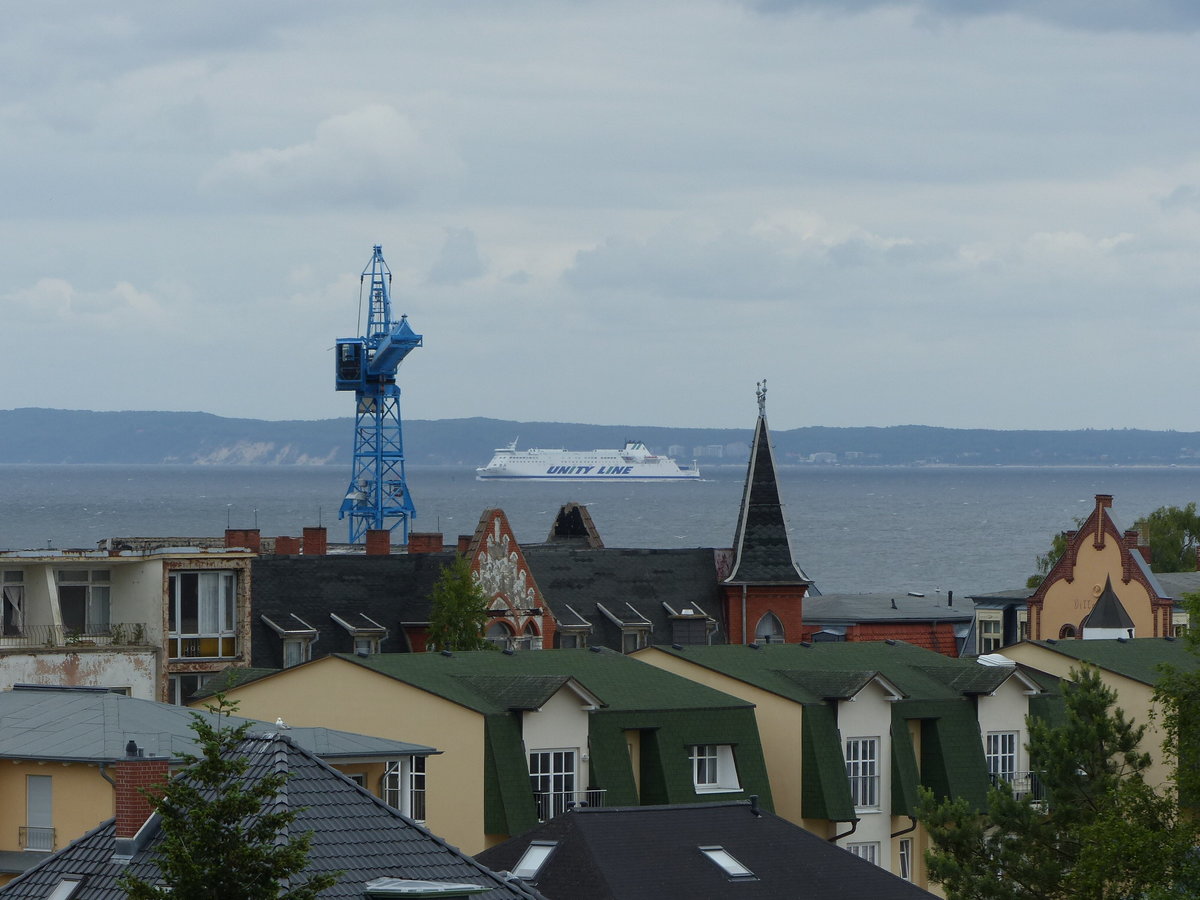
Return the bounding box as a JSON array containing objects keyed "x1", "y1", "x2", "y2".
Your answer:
[{"x1": 2, "y1": 408, "x2": 1199, "y2": 469}]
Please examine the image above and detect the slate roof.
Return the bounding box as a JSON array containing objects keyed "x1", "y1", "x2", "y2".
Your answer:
[
  {"x1": 0, "y1": 735, "x2": 544, "y2": 900},
  {"x1": 543, "y1": 502, "x2": 604, "y2": 548},
  {"x1": 968, "y1": 587, "x2": 1035, "y2": 609},
  {"x1": 250, "y1": 552, "x2": 456, "y2": 666},
  {"x1": 1081, "y1": 577, "x2": 1136, "y2": 631},
  {"x1": 523, "y1": 546, "x2": 727, "y2": 647},
  {"x1": 1014, "y1": 637, "x2": 1200, "y2": 686},
  {"x1": 0, "y1": 685, "x2": 433, "y2": 763},
  {"x1": 724, "y1": 413, "x2": 810, "y2": 586},
  {"x1": 803, "y1": 592, "x2": 974, "y2": 625},
  {"x1": 1155, "y1": 571, "x2": 1200, "y2": 602},
  {"x1": 475, "y1": 801, "x2": 934, "y2": 899}
]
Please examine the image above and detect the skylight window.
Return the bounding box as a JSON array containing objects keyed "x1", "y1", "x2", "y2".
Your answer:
[
  {"x1": 700, "y1": 846, "x2": 755, "y2": 879},
  {"x1": 511, "y1": 841, "x2": 557, "y2": 879},
  {"x1": 44, "y1": 877, "x2": 85, "y2": 900}
]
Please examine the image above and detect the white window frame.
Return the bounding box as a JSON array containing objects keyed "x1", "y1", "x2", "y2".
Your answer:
[
  {"x1": 978, "y1": 616, "x2": 1002, "y2": 654},
  {"x1": 700, "y1": 845, "x2": 755, "y2": 879},
  {"x1": 690, "y1": 744, "x2": 740, "y2": 793},
  {"x1": 383, "y1": 756, "x2": 427, "y2": 823},
  {"x1": 986, "y1": 731, "x2": 1018, "y2": 781},
  {"x1": 169, "y1": 571, "x2": 238, "y2": 659},
  {"x1": 754, "y1": 611, "x2": 784, "y2": 644},
  {"x1": 168, "y1": 672, "x2": 215, "y2": 706},
  {"x1": 847, "y1": 841, "x2": 879, "y2": 865},
  {"x1": 529, "y1": 749, "x2": 577, "y2": 820},
  {"x1": 898, "y1": 837, "x2": 913, "y2": 881},
  {"x1": 845, "y1": 737, "x2": 880, "y2": 810},
  {"x1": 56, "y1": 569, "x2": 111, "y2": 636}
]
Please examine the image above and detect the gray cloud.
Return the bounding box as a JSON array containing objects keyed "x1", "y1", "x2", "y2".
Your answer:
[{"x1": 427, "y1": 228, "x2": 487, "y2": 285}]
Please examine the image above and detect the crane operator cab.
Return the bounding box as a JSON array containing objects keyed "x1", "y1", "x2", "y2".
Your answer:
[{"x1": 335, "y1": 339, "x2": 365, "y2": 391}]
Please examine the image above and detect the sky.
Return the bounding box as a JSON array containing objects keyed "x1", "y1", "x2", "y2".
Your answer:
[{"x1": 3, "y1": 1, "x2": 1199, "y2": 432}]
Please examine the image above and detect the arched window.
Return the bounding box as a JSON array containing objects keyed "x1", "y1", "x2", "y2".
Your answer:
[
  {"x1": 486, "y1": 621, "x2": 514, "y2": 650},
  {"x1": 755, "y1": 612, "x2": 784, "y2": 644},
  {"x1": 522, "y1": 622, "x2": 542, "y2": 651},
  {"x1": 1059, "y1": 623, "x2": 1077, "y2": 639}
]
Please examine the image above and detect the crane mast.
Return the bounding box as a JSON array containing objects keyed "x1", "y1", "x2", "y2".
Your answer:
[{"x1": 335, "y1": 245, "x2": 422, "y2": 544}]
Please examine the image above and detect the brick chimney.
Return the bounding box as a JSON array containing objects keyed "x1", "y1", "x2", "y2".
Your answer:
[
  {"x1": 457, "y1": 534, "x2": 473, "y2": 554},
  {"x1": 225, "y1": 529, "x2": 261, "y2": 553},
  {"x1": 1096, "y1": 494, "x2": 1113, "y2": 509},
  {"x1": 302, "y1": 526, "x2": 328, "y2": 556},
  {"x1": 408, "y1": 533, "x2": 444, "y2": 554},
  {"x1": 115, "y1": 752, "x2": 170, "y2": 838},
  {"x1": 365, "y1": 529, "x2": 391, "y2": 556},
  {"x1": 275, "y1": 536, "x2": 301, "y2": 555}
]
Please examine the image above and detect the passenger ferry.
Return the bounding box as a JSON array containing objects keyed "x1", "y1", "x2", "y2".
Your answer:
[{"x1": 476, "y1": 440, "x2": 700, "y2": 481}]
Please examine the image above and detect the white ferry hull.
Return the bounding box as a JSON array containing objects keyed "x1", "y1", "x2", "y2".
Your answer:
[{"x1": 476, "y1": 441, "x2": 700, "y2": 482}]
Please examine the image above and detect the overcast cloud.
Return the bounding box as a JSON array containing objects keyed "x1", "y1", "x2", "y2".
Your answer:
[{"x1": 2, "y1": 1, "x2": 1198, "y2": 431}]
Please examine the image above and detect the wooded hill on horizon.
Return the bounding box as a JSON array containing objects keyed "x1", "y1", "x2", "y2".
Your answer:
[{"x1": 2, "y1": 407, "x2": 1199, "y2": 468}]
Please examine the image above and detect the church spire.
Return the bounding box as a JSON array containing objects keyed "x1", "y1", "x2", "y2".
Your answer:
[{"x1": 725, "y1": 382, "x2": 811, "y2": 585}]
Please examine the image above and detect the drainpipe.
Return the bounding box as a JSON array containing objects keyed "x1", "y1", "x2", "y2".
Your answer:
[
  {"x1": 891, "y1": 816, "x2": 917, "y2": 838},
  {"x1": 741, "y1": 585, "x2": 748, "y2": 645},
  {"x1": 98, "y1": 762, "x2": 116, "y2": 787},
  {"x1": 829, "y1": 818, "x2": 860, "y2": 842}
]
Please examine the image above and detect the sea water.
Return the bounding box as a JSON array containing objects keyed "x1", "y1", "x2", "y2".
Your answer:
[{"x1": 1, "y1": 464, "x2": 1199, "y2": 596}]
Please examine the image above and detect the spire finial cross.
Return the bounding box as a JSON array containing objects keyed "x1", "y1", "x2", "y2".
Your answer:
[{"x1": 756, "y1": 379, "x2": 767, "y2": 416}]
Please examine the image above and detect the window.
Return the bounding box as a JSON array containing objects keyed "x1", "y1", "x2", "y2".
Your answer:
[
  {"x1": 621, "y1": 629, "x2": 649, "y2": 654},
  {"x1": 978, "y1": 617, "x2": 1002, "y2": 654},
  {"x1": 168, "y1": 672, "x2": 214, "y2": 706},
  {"x1": 346, "y1": 773, "x2": 366, "y2": 787},
  {"x1": 558, "y1": 632, "x2": 581, "y2": 649},
  {"x1": 898, "y1": 838, "x2": 913, "y2": 881},
  {"x1": 45, "y1": 878, "x2": 84, "y2": 900},
  {"x1": 529, "y1": 750, "x2": 577, "y2": 820},
  {"x1": 755, "y1": 611, "x2": 784, "y2": 644},
  {"x1": 24, "y1": 774, "x2": 53, "y2": 851},
  {"x1": 986, "y1": 731, "x2": 1018, "y2": 782},
  {"x1": 690, "y1": 744, "x2": 740, "y2": 793},
  {"x1": 845, "y1": 737, "x2": 879, "y2": 809},
  {"x1": 1059, "y1": 623, "x2": 1077, "y2": 639},
  {"x1": 486, "y1": 621, "x2": 514, "y2": 650},
  {"x1": 383, "y1": 756, "x2": 426, "y2": 822},
  {"x1": 331, "y1": 612, "x2": 387, "y2": 655},
  {"x1": 262, "y1": 614, "x2": 318, "y2": 668},
  {"x1": 700, "y1": 846, "x2": 755, "y2": 880},
  {"x1": 847, "y1": 841, "x2": 879, "y2": 865},
  {"x1": 56, "y1": 569, "x2": 110, "y2": 636},
  {"x1": 169, "y1": 571, "x2": 238, "y2": 659},
  {"x1": 522, "y1": 623, "x2": 542, "y2": 651},
  {"x1": 2, "y1": 570, "x2": 24, "y2": 637},
  {"x1": 512, "y1": 841, "x2": 557, "y2": 880},
  {"x1": 283, "y1": 639, "x2": 311, "y2": 668}
]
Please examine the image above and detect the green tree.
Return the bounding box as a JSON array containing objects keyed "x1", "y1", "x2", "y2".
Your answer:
[
  {"x1": 119, "y1": 695, "x2": 338, "y2": 900},
  {"x1": 1132, "y1": 503, "x2": 1200, "y2": 573},
  {"x1": 917, "y1": 664, "x2": 1200, "y2": 900},
  {"x1": 426, "y1": 553, "x2": 492, "y2": 652},
  {"x1": 1026, "y1": 526, "x2": 1073, "y2": 589}
]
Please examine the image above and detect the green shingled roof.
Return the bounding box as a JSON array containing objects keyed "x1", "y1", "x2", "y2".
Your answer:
[{"x1": 1022, "y1": 637, "x2": 1200, "y2": 685}]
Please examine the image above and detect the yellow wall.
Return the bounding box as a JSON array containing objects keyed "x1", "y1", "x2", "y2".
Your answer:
[
  {"x1": 1038, "y1": 541, "x2": 1155, "y2": 640},
  {"x1": 1002, "y1": 643, "x2": 1166, "y2": 787},
  {"x1": 0, "y1": 761, "x2": 117, "y2": 858},
  {"x1": 208, "y1": 656, "x2": 489, "y2": 853}
]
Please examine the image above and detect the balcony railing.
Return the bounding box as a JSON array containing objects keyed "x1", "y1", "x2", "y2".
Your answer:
[
  {"x1": 0, "y1": 623, "x2": 150, "y2": 651},
  {"x1": 990, "y1": 771, "x2": 1046, "y2": 803},
  {"x1": 534, "y1": 788, "x2": 606, "y2": 821},
  {"x1": 19, "y1": 825, "x2": 55, "y2": 851}
]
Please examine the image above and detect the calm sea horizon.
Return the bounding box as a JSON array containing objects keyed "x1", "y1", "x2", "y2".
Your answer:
[{"x1": 2, "y1": 463, "x2": 1199, "y2": 597}]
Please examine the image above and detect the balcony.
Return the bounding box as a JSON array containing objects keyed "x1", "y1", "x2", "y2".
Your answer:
[
  {"x1": 0, "y1": 623, "x2": 151, "y2": 651},
  {"x1": 990, "y1": 771, "x2": 1046, "y2": 804},
  {"x1": 534, "y1": 788, "x2": 606, "y2": 821},
  {"x1": 19, "y1": 825, "x2": 55, "y2": 852}
]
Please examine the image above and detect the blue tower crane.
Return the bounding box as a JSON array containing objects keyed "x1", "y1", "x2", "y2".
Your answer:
[{"x1": 335, "y1": 245, "x2": 423, "y2": 544}]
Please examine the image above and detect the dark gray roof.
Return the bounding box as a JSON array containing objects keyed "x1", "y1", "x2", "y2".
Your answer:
[
  {"x1": 524, "y1": 546, "x2": 726, "y2": 648},
  {"x1": 1156, "y1": 571, "x2": 1200, "y2": 601},
  {"x1": 0, "y1": 685, "x2": 433, "y2": 763},
  {"x1": 0, "y1": 735, "x2": 543, "y2": 900},
  {"x1": 250, "y1": 553, "x2": 457, "y2": 666},
  {"x1": 803, "y1": 592, "x2": 974, "y2": 624},
  {"x1": 475, "y1": 801, "x2": 933, "y2": 899},
  {"x1": 724, "y1": 414, "x2": 810, "y2": 586},
  {"x1": 1081, "y1": 577, "x2": 1136, "y2": 631},
  {"x1": 542, "y1": 502, "x2": 604, "y2": 548},
  {"x1": 968, "y1": 587, "x2": 1035, "y2": 609}
]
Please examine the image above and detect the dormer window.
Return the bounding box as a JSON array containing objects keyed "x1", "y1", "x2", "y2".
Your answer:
[
  {"x1": 261, "y1": 614, "x2": 318, "y2": 668},
  {"x1": 331, "y1": 612, "x2": 388, "y2": 656}
]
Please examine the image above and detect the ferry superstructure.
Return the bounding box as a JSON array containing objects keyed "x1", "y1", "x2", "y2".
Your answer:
[{"x1": 476, "y1": 440, "x2": 700, "y2": 481}]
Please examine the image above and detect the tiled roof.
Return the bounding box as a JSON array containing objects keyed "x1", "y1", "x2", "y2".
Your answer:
[
  {"x1": 475, "y1": 801, "x2": 935, "y2": 899},
  {"x1": 0, "y1": 735, "x2": 544, "y2": 900},
  {"x1": 803, "y1": 592, "x2": 974, "y2": 624},
  {"x1": 724, "y1": 414, "x2": 810, "y2": 586},
  {"x1": 1018, "y1": 637, "x2": 1200, "y2": 685},
  {"x1": 339, "y1": 648, "x2": 754, "y2": 714},
  {"x1": 0, "y1": 686, "x2": 433, "y2": 763}
]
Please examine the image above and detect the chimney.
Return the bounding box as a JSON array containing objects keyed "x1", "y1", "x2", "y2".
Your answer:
[
  {"x1": 408, "y1": 533, "x2": 444, "y2": 554},
  {"x1": 114, "y1": 754, "x2": 170, "y2": 838},
  {"x1": 1096, "y1": 494, "x2": 1113, "y2": 509},
  {"x1": 457, "y1": 534, "x2": 473, "y2": 554},
  {"x1": 274, "y1": 536, "x2": 301, "y2": 555},
  {"x1": 302, "y1": 526, "x2": 328, "y2": 556},
  {"x1": 225, "y1": 529, "x2": 261, "y2": 553},
  {"x1": 365, "y1": 529, "x2": 391, "y2": 556}
]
